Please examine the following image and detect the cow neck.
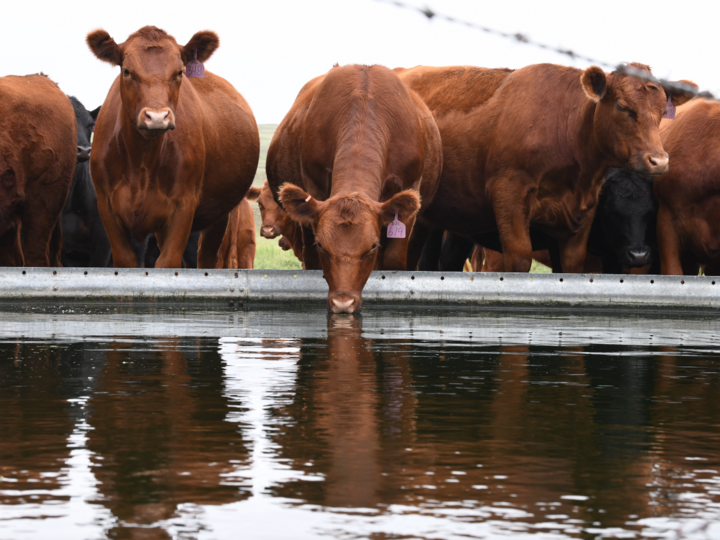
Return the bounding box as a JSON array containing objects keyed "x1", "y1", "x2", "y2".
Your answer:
[
  {"x1": 328, "y1": 95, "x2": 387, "y2": 202},
  {"x1": 120, "y1": 118, "x2": 166, "y2": 172}
]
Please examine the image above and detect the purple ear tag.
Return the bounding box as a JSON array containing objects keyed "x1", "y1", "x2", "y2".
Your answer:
[
  {"x1": 663, "y1": 94, "x2": 676, "y2": 120},
  {"x1": 186, "y1": 49, "x2": 205, "y2": 79},
  {"x1": 387, "y1": 210, "x2": 406, "y2": 239}
]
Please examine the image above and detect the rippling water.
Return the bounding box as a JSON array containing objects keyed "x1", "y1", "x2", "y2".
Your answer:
[{"x1": 1, "y1": 306, "x2": 719, "y2": 539}]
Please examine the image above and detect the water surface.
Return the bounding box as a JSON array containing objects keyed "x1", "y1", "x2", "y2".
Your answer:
[{"x1": 1, "y1": 306, "x2": 719, "y2": 539}]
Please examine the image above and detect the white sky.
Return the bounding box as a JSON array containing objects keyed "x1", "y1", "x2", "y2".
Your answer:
[{"x1": 3, "y1": 0, "x2": 717, "y2": 124}]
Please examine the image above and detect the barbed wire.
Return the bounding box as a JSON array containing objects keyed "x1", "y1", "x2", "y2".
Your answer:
[{"x1": 372, "y1": 0, "x2": 713, "y2": 98}]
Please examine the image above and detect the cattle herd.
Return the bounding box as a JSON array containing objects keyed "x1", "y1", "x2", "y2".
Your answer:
[{"x1": 0, "y1": 25, "x2": 717, "y2": 313}]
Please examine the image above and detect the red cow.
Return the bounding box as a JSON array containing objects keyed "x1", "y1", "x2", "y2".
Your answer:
[
  {"x1": 214, "y1": 197, "x2": 256, "y2": 269},
  {"x1": 247, "y1": 180, "x2": 303, "y2": 265},
  {"x1": 0, "y1": 74, "x2": 76, "y2": 266},
  {"x1": 86, "y1": 26, "x2": 259, "y2": 268},
  {"x1": 655, "y1": 97, "x2": 720, "y2": 275},
  {"x1": 267, "y1": 64, "x2": 442, "y2": 313},
  {"x1": 398, "y1": 64, "x2": 693, "y2": 272}
]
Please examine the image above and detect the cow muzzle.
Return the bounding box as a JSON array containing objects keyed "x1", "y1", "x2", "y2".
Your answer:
[
  {"x1": 137, "y1": 107, "x2": 176, "y2": 133},
  {"x1": 77, "y1": 146, "x2": 91, "y2": 162},
  {"x1": 261, "y1": 225, "x2": 280, "y2": 239},
  {"x1": 328, "y1": 293, "x2": 362, "y2": 314},
  {"x1": 636, "y1": 152, "x2": 669, "y2": 176},
  {"x1": 622, "y1": 247, "x2": 652, "y2": 267}
]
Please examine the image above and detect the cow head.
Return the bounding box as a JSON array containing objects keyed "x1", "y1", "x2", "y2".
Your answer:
[
  {"x1": 87, "y1": 26, "x2": 219, "y2": 138},
  {"x1": 279, "y1": 183, "x2": 420, "y2": 314},
  {"x1": 582, "y1": 63, "x2": 696, "y2": 176},
  {"x1": 598, "y1": 168, "x2": 658, "y2": 267},
  {"x1": 250, "y1": 180, "x2": 295, "y2": 240},
  {"x1": 67, "y1": 96, "x2": 99, "y2": 162}
]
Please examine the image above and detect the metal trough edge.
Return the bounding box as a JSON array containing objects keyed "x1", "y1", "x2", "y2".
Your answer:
[{"x1": 0, "y1": 268, "x2": 718, "y2": 310}]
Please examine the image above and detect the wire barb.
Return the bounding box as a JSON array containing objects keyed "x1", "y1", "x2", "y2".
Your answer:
[{"x1": 372, "y1": 0, "x2": 714, "y2": 99}]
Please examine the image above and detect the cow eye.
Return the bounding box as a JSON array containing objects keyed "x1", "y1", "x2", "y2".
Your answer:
[
  {"x1": 316, "y1": 242, "x2": 323, "y2": 250},
  {"x1": 371, "y1": 243, "x2": 379, "y2": 250},
  {"x1": 177, "y1": 70, "x2": 183, "y2": 78},
  {"x1": 123, "y1": 68, "x2": 130, "y2": 76},
  {"x1": 258, "y1": 203, "x2": 264, "y2": 210}
]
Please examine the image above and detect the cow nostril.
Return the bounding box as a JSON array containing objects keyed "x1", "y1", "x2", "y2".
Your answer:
[{"x1": 648, "y1": 156, "x2": 657, "y2": 166}]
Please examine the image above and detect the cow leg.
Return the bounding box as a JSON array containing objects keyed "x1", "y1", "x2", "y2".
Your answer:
[
  {"x1": 439, "y1": 232, "x2": 475, "y2": 272},
  {"x1": 0, "y1": 226, "x2": 23, "y2": 267},
  {"x1": 196, "y1": 214, "x2": 230, "y2": 270},
  {"x1": 557, "y1": 219, "x2": 594, "y2": 273},
  {"x1": 97, "y1": 197, "x2": 141, "y2": 268},
  {"x1": 417, "y1": 227, "x2": 443, "y2": 271},
  {"x1": 407, "y1": 218, "x2": 433, "y2": 271},
  {"x1": 49, "y1": 221, "x2": 63, "y2": 267},
  {"x1": 657, "y1": 205, "x2": 684, "y2": 275},
  {"x1": 19, "y1": 211, "x2": 55, "y2": 267},
  {"x1": 493, "y1": 191, "x2": 533, "y2": 272},
  {"x1": 301, "y1": 226, "x2": 321, "y2": 270},
  {"x1": 680, "y1": 253, "x2": 700, "y2": 276},
  {"x1": 546, "y1": 236, "x2": 563, "y2": 273}
]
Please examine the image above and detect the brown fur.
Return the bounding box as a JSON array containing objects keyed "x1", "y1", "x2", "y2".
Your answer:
[
  {"x1": 251, "y1": 180, "x2": 303, "y2": 264},
  {"x1": 214, "y1": 197, "x2": 256, "y2": 269},
  {"x1": 87, "y1": 26, "x2": 259, "y2": 268},
  {"x1": 268, "y1": 64, "x2": 442, "y2": 313},
  {"x1": 0, "y1": 75, "x2": 76, "y2": 266},
  {"x1": 399, "y1": 63, "x2": 686, "y2": 272},
  {"x1": 655, "y1": 97, "x2": 720, "y2": 275}
]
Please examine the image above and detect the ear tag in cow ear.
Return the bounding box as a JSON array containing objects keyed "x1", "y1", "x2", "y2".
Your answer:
[
  {"x1": 387, "y1": 210, "x2": 406, "y2": 239},
  {"x1": 186, "y1": 49, "x2": 205, "y2": 79},
  {"x1": 305, "y1": 195, "x2": 312, "y2": 202},
  {"x1": 663, "y1": 94, "x2": 676, "y2": 120}
]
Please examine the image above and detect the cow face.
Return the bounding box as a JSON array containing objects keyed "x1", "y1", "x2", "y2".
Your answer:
[
  {"x1": 581, "y1": 64, "x2": 697, "y2": 177},
  {"x1": 87, "y1": 26, "x2": 219, "y2": 138},
  {"x1": 252, "y1": 180, "x2": 294, "y2": 239},
  {"x1": 68, "y1": 97, "x2": 99, "y2": 162},
  {"x1": 599, "y1": 168, "x2": 657, "y2": 267},
  {"x1": 279, "y1": 184, "x2": 420, "y2": 314}
]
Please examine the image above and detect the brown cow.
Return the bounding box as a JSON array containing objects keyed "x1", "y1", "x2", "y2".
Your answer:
[
  {"x1": 247, "y1": 180, "x2": 303, "y2": 265},
  {"x1": 86, "y1": 26, "x2": 259, "y2": 269},
  {"x1": 655, "y1": 97, "x2": 720, "y2": 275},
  {"x1": 213, "y1": 197, "x2": 256, "y2": 269},
  {"x1": 267, "y1": 64, "x2": 442, "y2": 313},
  {"x1": 397, "y1": 64, "x2": 691, "y2": 273},
  {"x1": 0, "y1": 75, "x2": 76, "y2": 267}
]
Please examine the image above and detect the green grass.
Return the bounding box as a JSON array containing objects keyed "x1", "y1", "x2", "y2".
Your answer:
[
  {"x1": 530, "y1": 259, "x2": 552, "y2": 273},
  {"x1": 254, "y1": 235, "x2": 302, "y2": 270}
]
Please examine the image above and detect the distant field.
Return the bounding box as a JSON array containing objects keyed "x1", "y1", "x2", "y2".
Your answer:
[{"x1": 249, "y1": 123, "x2": 552, "y2": 273}]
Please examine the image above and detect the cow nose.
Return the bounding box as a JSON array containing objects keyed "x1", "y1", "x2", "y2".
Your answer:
[
  {"x1": 261, "y1": 226, "x2": 277, "y2": 238},
  {"x1": 330, "y1": 295, "x2": 361, "y2": 314},
  {"x1": 139, "y1": 107, "x2": 175, "y2": 131},
  {"x1": 643, "y1": 153, "x2": 669, "y2": 175},
  {"x1": 77, "y1": 145, "x2": 91, "y2": 162},
  {"x1": 626, "y1": 248, "x2": 651, "y2": 266}
]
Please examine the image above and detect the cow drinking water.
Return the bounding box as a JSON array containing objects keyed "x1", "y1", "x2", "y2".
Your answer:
[
  {"x1": 267, "y1": 64, "x2": 442, "y2": 313},
  {"x1": 86, "y1": 26, "x2": 259, "y2": 268}
]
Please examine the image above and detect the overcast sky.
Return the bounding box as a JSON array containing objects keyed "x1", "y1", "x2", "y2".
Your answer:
[{"x1": 3, "y1": 0, "x2": 717, "y2": 124}]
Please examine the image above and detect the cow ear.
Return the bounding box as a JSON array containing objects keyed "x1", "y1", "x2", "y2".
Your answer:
[
  {"x1": 246, "y1": 186, "x2": 261, "y2": 201},
  {"x1": 89, "y1": 106, "x2": 101, "y2": 121},
  {"x1": 581, "y1": 66, "x2": 607, "y2": 102},
  {"x1": 664, "y1": 80, "x2": 699, "y2": 107},
  {"x1": 182, "y1": 31, "x2": 219, "y2": 64},
  {"x1": 87, "y1": 29, "x2": 122, "y2": 66},
  {"x1": 278, "y1": 183, "x2": 319, "y2": 227},
  {"x1": 379, "y1": 190, "x2": 421, "y2": 226}
]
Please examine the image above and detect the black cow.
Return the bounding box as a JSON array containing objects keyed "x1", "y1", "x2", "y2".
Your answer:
[
  {"x1": 586, "y1": 168, "x2": 658, "y2": 274},
  {"x1": 425, "y1": 168, "x2": 658, "y2": 274},
  {"x1": 61, "y1": 97, "x2": 107, "y2": 267}
]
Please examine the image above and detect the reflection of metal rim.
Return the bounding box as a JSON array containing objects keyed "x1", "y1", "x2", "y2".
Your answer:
[
  {"x1": 0, "y1": 307, "x2": 717, "y2": 349},
  {"x1": 1, "y1": 268, "x2": 719, "y2": 311}
]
